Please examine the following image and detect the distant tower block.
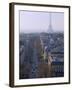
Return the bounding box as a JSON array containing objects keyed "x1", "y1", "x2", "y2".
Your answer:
[{"x1": 48, "y1": 13, "x2": 53, "y2": 33}]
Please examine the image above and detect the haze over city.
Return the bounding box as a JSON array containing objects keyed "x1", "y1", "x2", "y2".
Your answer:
[
  {"x1": 20, "y1": 11, "x2": 64, "y2": 33},
  {"x1": 19, "y1": 11, "x2": 64, "y2": 79}
]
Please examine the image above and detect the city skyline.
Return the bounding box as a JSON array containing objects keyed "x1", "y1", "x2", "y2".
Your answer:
[{"x1": 20, "y1": 11, "x2": 64, "y2": 33}]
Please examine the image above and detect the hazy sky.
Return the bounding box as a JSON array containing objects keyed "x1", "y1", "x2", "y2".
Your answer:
[{"x1": 20, "y1": 11, "x2": 64, "y2": 33}]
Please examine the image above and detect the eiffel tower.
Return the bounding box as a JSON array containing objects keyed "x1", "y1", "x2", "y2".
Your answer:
[{"x1": 48, "y1": 13, "x2": 53, "y2": 33}]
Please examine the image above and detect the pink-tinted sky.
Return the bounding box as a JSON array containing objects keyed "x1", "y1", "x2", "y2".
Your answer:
[{"x1": 20, "y1": 11, "x2": 64, "y2": 33}]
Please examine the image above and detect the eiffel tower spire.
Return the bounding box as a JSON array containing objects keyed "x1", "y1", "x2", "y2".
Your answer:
[{"x1": 48, "y1": 13, "x2": 53, "y2": 33}]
